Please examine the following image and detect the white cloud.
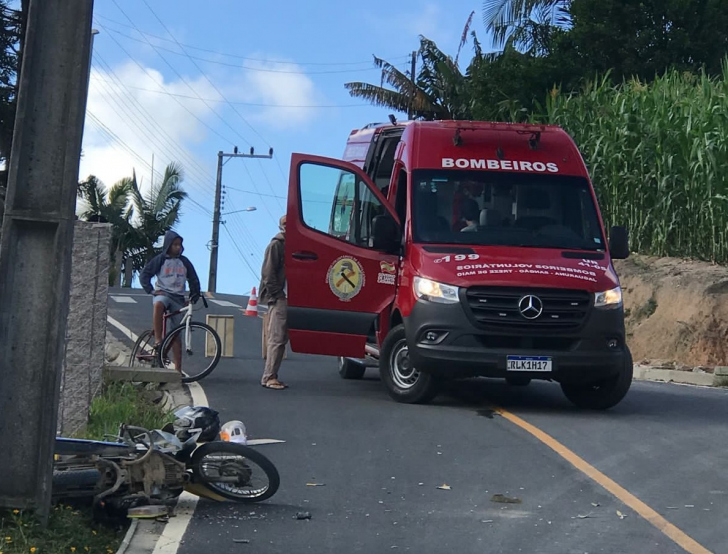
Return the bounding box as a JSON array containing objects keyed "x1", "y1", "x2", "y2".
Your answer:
[
  {"x1": 229, "y1": 59, "x2": 321, "y2": 130},
  {"x1": 79, "y1": 58, "x2": 324, "y2": 193},
  {"x1": 80, "y1": 61, "x2": 217, "y2": 191}
]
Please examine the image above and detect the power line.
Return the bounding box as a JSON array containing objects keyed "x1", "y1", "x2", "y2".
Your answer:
[
  {"x1": 88, "y1": 57, "x2": 218, "y2": 210},
  {"x1": 103, "y1": 5, "x2": 258, "y2": 149},
  {"x1": 97, "y1": 25, "x2": 280, "y2": 253},
  {"x1": 100, "y1": 26, "x2": 386, "y2": 75},
  {"x1": 90, "y1": 75, "x2": 368, "y2": 108},
  {"x1": 238, "y1": 161, "x2": 280, "y2": 221},
  {"x1": 94, "y1": 13, "x2": 410, "y2": 66},
  {"x1": 86, "y1": 112, "x2": 212, "y2": 217},
  {"x1": 221, "y1": 223, "x2": 260, "y2": 284},
  {"x1": 96, "y1": 17, "x2": 243, "y2": 149},
  {"x1": 225, "y1": 186, "x2": 286, "y2": 200},
  {"x1": 139, "y1": 0, "x2": 270, "y2": 146},
  {"x1": 256, "y1": 159, "x2": 285, "y2": 211},
  {"x1": 222, "y1": 196, "x2": 265, "y2": 265}
]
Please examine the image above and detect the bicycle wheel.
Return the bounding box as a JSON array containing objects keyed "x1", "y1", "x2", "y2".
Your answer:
[
  {"x1": 159, "y1": 322, "x2": 221, "y2": 383},
  {"x1": 129, "y1": 330, "x2": 158, "y2": 368},
  {"x1": 190, "y1": 442, "x2": 279, "y2": 503}
]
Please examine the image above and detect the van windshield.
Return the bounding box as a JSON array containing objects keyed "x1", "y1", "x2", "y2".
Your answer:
[{"x1": 411, "y1": 170, "x2": 605, "y2": 251}]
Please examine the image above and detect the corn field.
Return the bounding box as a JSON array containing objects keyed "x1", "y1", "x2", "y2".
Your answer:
[{"x1": 542, "y1": 61, "x2": 728, "y2": 263}]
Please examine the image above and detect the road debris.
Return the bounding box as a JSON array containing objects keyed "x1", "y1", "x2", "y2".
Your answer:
[
  {"x1": 591, "y1": 503, "x2": 600, "y2": 507},
  {"x1": 233, "y1": 539, "x2": 250, "y2": 544},
  {"x1": 306, "y1": 483, "x2": 325, "y2": 487},
  {"x1": 437, "y1": 484, "x2": 452, "y2": 491},
  {"x1": 491, "y1": 494, "x2": 521, "y2": 504},
  {"x1": 616, "y1": 510, "x2": 627, "y2": 520},
  {"x1": 295, "y1": 512, "x2": 312, "y2": 520}
]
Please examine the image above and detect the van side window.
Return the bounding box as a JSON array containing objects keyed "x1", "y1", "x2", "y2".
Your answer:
[{"x1": 299, "y1": 162, "x2": 387, "y2": 250}]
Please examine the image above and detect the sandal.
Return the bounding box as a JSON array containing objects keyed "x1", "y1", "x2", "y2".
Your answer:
[{"x1": 261, "y1": 381, "x2": 287, "y2": 390}]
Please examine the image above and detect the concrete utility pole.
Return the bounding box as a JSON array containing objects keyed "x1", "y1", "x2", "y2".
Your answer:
[
  {"x1": 207, "y1": 147, "x2": 273, "y2": 293},
  {"x1": 408, "y1": 50, "x2": 417, "y2": 120},
  {"x1": 0, "y1": 0, "x2": 95, "y2": 520}
]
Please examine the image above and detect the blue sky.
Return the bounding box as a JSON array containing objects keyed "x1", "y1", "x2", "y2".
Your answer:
[{"x1": 82, "y1": 0, "x2": 489, "y2": 294}]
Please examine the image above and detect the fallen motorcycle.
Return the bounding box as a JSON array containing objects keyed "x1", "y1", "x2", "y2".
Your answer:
[{"x1": 52, "y1": 418, "x2": 280, "y2": 516}]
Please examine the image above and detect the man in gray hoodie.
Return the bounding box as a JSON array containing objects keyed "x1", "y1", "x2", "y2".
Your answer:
[{"x1": 140, "y1": 230, "x2": 201, "y2": 372}]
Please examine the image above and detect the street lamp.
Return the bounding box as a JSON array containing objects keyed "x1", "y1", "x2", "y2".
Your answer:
[{"x1": 221, "y1": 206, "x2": 256, "y2": 216}]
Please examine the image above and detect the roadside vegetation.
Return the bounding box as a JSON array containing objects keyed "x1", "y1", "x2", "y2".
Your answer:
[
  {"x1": 0, "y1": 382, "x2": 174, "y2": 554},
  {"x1": 346, "y1": 0, "x2": 728, "y2": 264}
]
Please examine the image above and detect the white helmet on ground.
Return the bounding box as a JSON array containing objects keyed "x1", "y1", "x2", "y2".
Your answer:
[{"x1": 220, "y1": 420, "x2": 248, "y2": 444}]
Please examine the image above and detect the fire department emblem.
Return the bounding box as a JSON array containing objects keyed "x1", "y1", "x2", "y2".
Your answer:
[{"x1": 327, "y1": 256, "x2": 365, "y2": 302}]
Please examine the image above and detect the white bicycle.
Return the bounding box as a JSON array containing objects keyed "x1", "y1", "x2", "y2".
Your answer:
[{"x1": 129, "y1": 296, "x2": 222, "y2": 383}]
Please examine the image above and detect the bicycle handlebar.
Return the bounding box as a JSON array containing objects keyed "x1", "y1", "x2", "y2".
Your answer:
[{"x1": 202, "y1": 296, "x2": 208, "y2": 309}]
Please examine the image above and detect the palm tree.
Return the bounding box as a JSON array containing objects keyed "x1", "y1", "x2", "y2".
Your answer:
[
  {"x1": 344, "y1": 35, "x2": 478, "y2": 121},
  {"x1": 482, "y1": 0, "x2": 571, "y2": 54},
  {"x1": 77, "y1": 174, "x2": 134, "y2": 286},
  {"x1": 124, "y1": 162, "x2": 187, "y2": 286}
]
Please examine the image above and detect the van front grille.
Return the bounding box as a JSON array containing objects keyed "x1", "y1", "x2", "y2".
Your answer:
[{"x1": 465, "y1": 287, "x2": 591, "y2": 330}]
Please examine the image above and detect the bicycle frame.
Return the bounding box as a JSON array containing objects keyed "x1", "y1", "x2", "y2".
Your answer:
[
  {"x1": 131, "y1": 296, "x2": 216, "y2": 379},
  {"x1": 163, "y1": 302, "x2": 194, "y2": 354}
]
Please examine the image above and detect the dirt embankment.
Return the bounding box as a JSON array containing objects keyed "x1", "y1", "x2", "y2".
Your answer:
[{"x1": 615, "y1": 255, "x2": 728, "y2": 371}]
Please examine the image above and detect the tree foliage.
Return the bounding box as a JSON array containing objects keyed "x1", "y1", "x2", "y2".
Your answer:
[{"x1": 77, "y1": 163, "x2": 188, "y2": 286}]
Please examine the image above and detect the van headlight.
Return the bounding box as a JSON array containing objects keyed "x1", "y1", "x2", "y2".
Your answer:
[
  {"x1": 414, "y1": 277, "x2": 459, "y2": 304},
  {"x1": 595, "y1": 286, "x2": 622, "y2": 308}
]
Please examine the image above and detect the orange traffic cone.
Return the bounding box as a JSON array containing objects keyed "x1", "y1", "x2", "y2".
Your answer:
[{"x1": 244, "y1": 287, "x2": 259, "y2": 317}]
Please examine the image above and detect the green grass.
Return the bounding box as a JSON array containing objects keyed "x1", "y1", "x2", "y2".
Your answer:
[
  {"x1": 84, "y1": 382, "x2": 175, "y2": 441},
  {"x1": 1, "y1": 382, "x2": 177, "y2": 553},
  {"x1": 0, "y1": 505, "x2": 123, "y2": 554}
]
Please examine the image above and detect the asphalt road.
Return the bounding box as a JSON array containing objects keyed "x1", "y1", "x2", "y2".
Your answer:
[{"x1": 107, "y1": 288, "x2": 728, "y2": 554}]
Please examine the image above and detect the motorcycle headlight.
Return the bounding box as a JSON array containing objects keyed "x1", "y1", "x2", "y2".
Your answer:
[{"x1": 414, "y1": 277, "x2": 459, "y2": 304}]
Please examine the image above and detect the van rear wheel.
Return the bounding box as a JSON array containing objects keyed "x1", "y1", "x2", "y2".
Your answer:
[
  {"x1": 561, "y1": 349, "x2": 633, "y2": 410},
  {"x1": 379, "y1": 325, "x2": 440, "y2": 404},
  {"x1": 338, "y1": 357, "x2": 366, "y2": 380}
]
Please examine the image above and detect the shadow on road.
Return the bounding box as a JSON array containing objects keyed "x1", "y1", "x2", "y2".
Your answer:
[{"x1": 432, "y1": 376, "x2": 728, "y2": 425}]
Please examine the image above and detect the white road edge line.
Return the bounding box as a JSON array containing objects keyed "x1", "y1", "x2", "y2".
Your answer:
[
  {"x1": 106, "y1": 315, "x2": 207, "y2": 554},
  {"x1": 107, "y1": 315, "x2": 137, "y2": 342}
]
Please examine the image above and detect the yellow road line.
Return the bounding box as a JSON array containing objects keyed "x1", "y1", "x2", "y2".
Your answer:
[{"x1": 496, "y1": 407, "x2": 713, "y2": 554}]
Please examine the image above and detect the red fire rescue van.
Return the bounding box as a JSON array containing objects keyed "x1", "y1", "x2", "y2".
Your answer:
[{"x1": 283, "y1": 120, "x2": 631, "y2": 409}]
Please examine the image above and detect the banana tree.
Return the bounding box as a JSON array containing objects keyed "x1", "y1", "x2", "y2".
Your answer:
[{"x1": 344, "y1": 35, "x2": 477, "y2": 120}]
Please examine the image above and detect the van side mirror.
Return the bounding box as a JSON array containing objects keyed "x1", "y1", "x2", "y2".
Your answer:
[
  {"x1": 372, "y1": 214, "x2": 400, "y2": 253},
  {"x1": 609, "y1": 226, "x2": 629, "y2": 259}
]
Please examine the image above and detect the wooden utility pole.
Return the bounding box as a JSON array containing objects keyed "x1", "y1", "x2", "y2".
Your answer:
[{"x1": 0, "y1": 0, "x2": 95, "y2": 520}]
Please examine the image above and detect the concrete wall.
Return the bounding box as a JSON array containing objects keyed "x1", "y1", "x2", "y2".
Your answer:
[{"x1": 58, "y1": 221, "x2": 111, "y2": 435}]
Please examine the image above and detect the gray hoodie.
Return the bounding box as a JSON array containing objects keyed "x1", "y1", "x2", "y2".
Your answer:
[{"x1": 140, "y1": 231, "x2": 201, "y2": 301}]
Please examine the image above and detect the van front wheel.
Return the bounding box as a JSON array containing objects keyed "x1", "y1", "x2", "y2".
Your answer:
[
  {"x1": 379, "y1": 325, "x2": 440, "y2": 404},
  {"x1": 560, "y1": 349, "x2": 633, "y2": 410}
]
